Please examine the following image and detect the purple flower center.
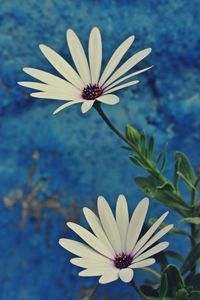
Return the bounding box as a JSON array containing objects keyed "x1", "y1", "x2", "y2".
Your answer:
[
  {"x1": 82, "y1": 84, "x2": 103, "y2": 100},
  {"x1": 114, "y1": 253, "x2": 133, "y2": 269}
]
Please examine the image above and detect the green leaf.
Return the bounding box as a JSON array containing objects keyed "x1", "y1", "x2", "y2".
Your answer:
[
  {"x1": 194, "y1": 176, "x2": 200, "y2": 191},
  {"x1": 175, "y1": 151, "x2": 196, "y2": 187},
  {"x1": 174, "y1": 154, "x2": 181, "y2": 189},
  {"x1": 176, "y1": 171, "x2": 195, "y2": 190},
  {"x1": 175, "y1": 288, "x2": 188, "y2": 300},
  {"x1": 190, "y1": 273, "x2": 200, "y2": 290},
  {"x1": 141, "y1": 285, "x2": 158, "y2": 297},
  {"x1": 156, "y1": 145, "x2": 167, "y2": 173},
  {"x1": 181, "y1": 217, "x2": 200, "y2": 225},
  {"x1": 130, "y1": 156, "x2": 145, "y2": 168},
  {"x1": 148, "y1": 135, "x2": 155, "y2": 160},
  {"x1": 134, "y1": 175, "x2": 190, "y2": 215},
  {"x1": 160, "y1": 273, "x2": 168, "y2": 299},
  {"x1": 188, "y1": 291, "x2": 200, "y2": 300},
  {"x1": 165, "y1": 250, "x2": 185, "y2": 263},
  {"x1": 181, "y1": 242, "x2": 200, "y2": 274},
  {"x1": 163, "y1": 265, "x2": 184, "y2": 297},
  {"x1": 125, "y1": 124, "x2": 140, "y2": 145},
  {"x1": 140, "y1": 131, "x2": 147, "y2": 156}
]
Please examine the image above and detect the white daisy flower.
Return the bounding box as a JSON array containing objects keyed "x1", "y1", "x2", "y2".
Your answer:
[
  {"x1": 59, "y1": 195, "x2": 173, "y2": 284},
  {"x1": 18, "y1": 27, "x2": 152, "y2": 114}
]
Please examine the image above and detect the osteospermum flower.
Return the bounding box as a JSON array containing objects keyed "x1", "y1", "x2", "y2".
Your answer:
[
  {"x1": 59, "y1": 195, "x2": 173, "y2": 284},
  {"x1": 18, "y1": 27, "x2": 152, "y2": 114}
]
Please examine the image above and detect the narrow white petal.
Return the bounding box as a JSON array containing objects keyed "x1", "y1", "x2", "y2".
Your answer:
[
  {"x1": 53, "y1": 100, "x2": 84, "y2": 114},
  {"x1": 97, "y1": 196, "x2": 122, "y2": 253},
  {"x1": 133, "y1": 242, "x2": 169, "y2": 263},
  {"x1": 59, "y1": 238, "x2": 109, "y2": 261},
  {"x1": 67, "y1": 222, "x2": 114, "y2": 259},
  {"x1": 67, "y1": 29, "x2": 91, "y2": 84},
  {"x1": 96, "y1": 94, "x2": 120, "y2": 105},
  {"x1": 30, "y1": 92, "x2": 81, "y2": 101},
  {"x1": 18, "y1": 81, "x2": 80, "y2": 100},
  {"x1": 70, "y1": 257, "x2": 112, "y2": 269},
  {"x1": 125, "y1": 198, "x2": 149, "y2": 253},
  {"x1": 99, "y1": 36, "x2": 135, "y2": 86},
  {"x1": 130, "y1": 258, "x2": 155, "y2": 269},
  {"x1": 103, "y1": 48, "x2": 152, "y2": 88},
  {"x1": 22, "y1": 67, "x2": 81, "y2": 92},
  {"x1": 81, "y1": 100, "x2": 95, "y2": 113},
  {"x1": 18, "y1": 81, "x2": 50, "y2": 92},
  {"x1": 116, "y1": 195, "x2": 129, "y2": 249},
  {"x1": 119, "y1": 268, "x2": 134, "y2": 283},
  {"x1": 104, "y1": 66, "x2": 153, "y2": 91},
  {"x1": 134, "y1": 225, "x2": 173, "y2": 257},
  {"x1": 79, "y1": 268, "x2": 111, "y2": 277},
  {"x1": 89, "y1": 27, "x2": 102, "y2": 84},
  {"x1": 104, "y1": 80, "x2": 139, "y2": 94},
  {"x1": 39, "y1": 45, "x2": 84, "y2": 89},
  {"x1": 83, "y1": 208, "x2": 115, "y2": 255},
  {"x1": 99, "y1": 269, "x2": 119, "y2": 284},
  {"x1": 133, "y1": 212, "x2": 169, "y2": 255}
]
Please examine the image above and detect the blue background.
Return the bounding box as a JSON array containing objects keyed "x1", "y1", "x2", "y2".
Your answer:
[{"x1": 0, "y1": 0, "x2": 200, "y2": 299}]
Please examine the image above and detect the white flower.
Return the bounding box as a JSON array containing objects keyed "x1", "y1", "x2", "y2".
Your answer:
[
  {"x1": 18, "y1": 27, "x2": 152, "y2": 114},
  {"x1": 59, "y1": 195, "x2": 173, "y2": 284}
]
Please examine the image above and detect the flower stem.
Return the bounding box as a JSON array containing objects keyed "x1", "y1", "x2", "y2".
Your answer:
[
  {"x1": 142, "y1": 267, "x2": 161, "y2": 280},
  {"x1": 130, "y1": 279, "x2": 149, "y2": 300},
  {"x1": 94, "y1": 103, "x2": 188, "y2": 210},
  {"x1": 84, "y1": 282, "x2": 100, "y2": 300}
]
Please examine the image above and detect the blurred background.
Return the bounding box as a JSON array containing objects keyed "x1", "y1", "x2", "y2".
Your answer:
[{"x1": 0, "y1": 0, "x2": 200, "y2": 299}]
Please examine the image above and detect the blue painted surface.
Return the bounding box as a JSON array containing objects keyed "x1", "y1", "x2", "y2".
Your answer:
[{"x1": 0, "y1": 0, "x2": 200, "y2": 299}]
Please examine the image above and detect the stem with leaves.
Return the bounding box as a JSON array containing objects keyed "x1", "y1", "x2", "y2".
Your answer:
[{"x1": 94, "y1": 102, "x2": 200, "y2": 278}]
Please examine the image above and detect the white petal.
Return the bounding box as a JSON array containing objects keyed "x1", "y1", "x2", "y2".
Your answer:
[
  {"x1": 83, "y1": 208, "x2": 115, "y2": 255},
  {"x1": 79, "y1": 267, "x2": 112, "y2": 277},
  {"x1": 67, "y1": 222, "x2": 113, "y2": 259},
  {"x1": 119, "y1": 268, "x2": 134, "y2": 283},
  {"x1": 130, "y1": 258, "x2": 155, "y2": 269},
  {"x1": 70, "y1": 257, "x2": 112, "y2": 269},
  {"x1": 81, "y1": 100, "x2": 95, "y2": 113},
  {"x1": 89, "y1": 27, "x2": 102, "y2": 84},
  {"x1": 18, "y1": 81, "x2": 50, "y2": 92},
  {"x1": 97, "y1": 196, "x2": 122, "y2": 253},
  {"x1": 39, "y1": 45, "x2": 84, "y2": 89},
  {"x1": 133, "y1": 242, "x2": 169, "y2": 263},
  {"x1": 53, "y1": 100, "x2": 84, "y2": 114},
  {"x1": 22, "y1": 67, "x2": 81, "y2": 91},
  {"x1": 96, "y1": 94, "x2": 120, "y2": 105},
  {"x1": 104, "y1": 66, "x2": 153, "y2": 91},
  {"x1": 59, "y1": 238, "x2": 109, "y2": 261},
  {"x1": 104, "y1": 80, "x2": 139, "y2": 94},
  {"x1": 134, "y1": 225, "x2": 173, "y2": 257},
  {"x1": 99, "y1": 269, "x2": 119, "y2": 284},
  {"x1": 67, "y1": 29, "x2": 91, "y2": 84},
  {"x1": 18, "y1": 81, "x2": 80, "y2": 100},
  {"x1": 133, "y1": 212, "x2": 169, "y2": 255},
  {"x1": 30, "y1": 92, "x2": 81, "y2": 101},
  {"x1": 125, "y1": 197, "x2": 149, "y2": 253},
  {"x1": 99, "y1": 36, "x2": 135, "y2": 86},
  {"x1": 116, "y1": 195, "x2": 129, "y2": 249},
  {"x1": 103, "y1": 48, "x2": 152, "y2": 88}
]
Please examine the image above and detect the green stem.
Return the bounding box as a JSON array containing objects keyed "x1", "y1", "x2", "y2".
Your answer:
[
  {"x1": 84, "y1": 282, "x2": 100, "y2": 300},
  {"x1": 130, "y1": 279, "x2": 149, "y2": 300},
  {"x1": 142, "y1": 267, "x2": 161, "y2": 280},
  {"x1": 94, "y1": 103, "x2": 188, "y2": 209},
  {"x1": 190, "y1": 186, "x2": 197, "y2": 272}
]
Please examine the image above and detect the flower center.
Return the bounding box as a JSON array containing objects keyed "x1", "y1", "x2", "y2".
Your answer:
[
  {"x1": 82, "y1": 84, "x2": 103, "y2": 100},
  {"x1": 114, "y1": 253, "x2": 133, "y2": 269}
]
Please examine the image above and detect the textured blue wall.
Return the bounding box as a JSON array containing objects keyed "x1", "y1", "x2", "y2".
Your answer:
[{"x1": 0, "y1": 0, "x2": 200, "y2": 299}]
